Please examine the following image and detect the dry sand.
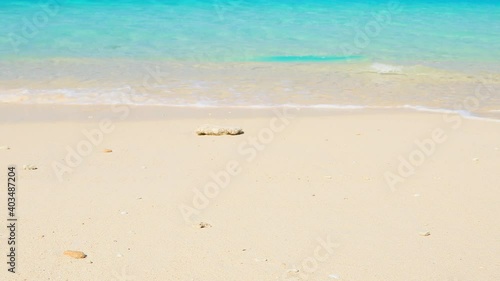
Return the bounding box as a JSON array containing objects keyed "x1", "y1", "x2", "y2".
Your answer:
[{"x1": 0, "y1": 105, "x2": 499, "y2": 281}]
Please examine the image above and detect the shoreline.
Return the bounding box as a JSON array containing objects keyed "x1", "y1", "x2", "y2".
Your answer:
[{"x1": 1, "y1": 60, "x2": 498, "y2": 118}]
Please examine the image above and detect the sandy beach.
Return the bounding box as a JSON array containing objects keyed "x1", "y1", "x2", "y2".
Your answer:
[
  {"x1": 2, "y1": 0, "x2": 500, "y2": 280},
  {"x1": 0, "y1": 105, "x2": 499, "y2": 281}
]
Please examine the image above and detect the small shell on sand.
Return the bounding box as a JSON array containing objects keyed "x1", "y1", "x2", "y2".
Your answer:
[
  {"x1": 419, "y1": 231, "x2": 431, "y2": 236},
  {"x1": 0, "y1": 146, "x2": 10, "y2": 150},
  {"x1": 103, "y1": 149, "x2": 113, "y2": 153},
  {"x1": 23, "y1": 165, "x2": 38, "y2": 170},
  {"x1": 64, "y1": 250, "x2": 87, "y2": 259},
  {"x1": 196, "y1": 125, "x2": 243, "y2": 136}
]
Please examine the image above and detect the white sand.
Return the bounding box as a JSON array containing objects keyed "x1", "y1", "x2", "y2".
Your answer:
[{"x1": 0, "y1": 106, "x2": 499, "y2": 281}]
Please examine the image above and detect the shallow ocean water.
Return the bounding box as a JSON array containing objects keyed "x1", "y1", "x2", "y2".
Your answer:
[{"x1": 0, "y1": 0, "x2": 499, "y2": 118}]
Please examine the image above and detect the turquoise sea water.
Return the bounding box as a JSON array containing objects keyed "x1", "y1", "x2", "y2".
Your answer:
[
  {"x1": 0, "y1": 0, "x2": 499, "y2": 66},
  {"x1": 0, "y1": 0, "x2": 499, "y2": 118}
]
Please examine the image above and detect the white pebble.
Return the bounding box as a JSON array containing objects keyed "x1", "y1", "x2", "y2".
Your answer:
[{"x1": 23, "y1": 164, "x2": 38, "y2": 170}]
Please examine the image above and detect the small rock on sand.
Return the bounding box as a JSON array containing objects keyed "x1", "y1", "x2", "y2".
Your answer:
[
  {"x1": 103, "y1": 149, "x2": 113, "y2": 153},
  {"x1": 196, "y1": 125, "x2": 243, "y2": 136},
  {"x1": 197, "y1": 222, "x2": 212, "y2": 228},
  {"x1": 63, "y1": 250, "x2": 87, "y2": 259}
]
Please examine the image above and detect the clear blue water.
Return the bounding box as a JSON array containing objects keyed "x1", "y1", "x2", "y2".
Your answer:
[
  {"x1": 0, "y1": 0, "x2": 499, "y2": 67},
  {"x1": 0, "y1": 0, "x2": 499, "y2": 118}
]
